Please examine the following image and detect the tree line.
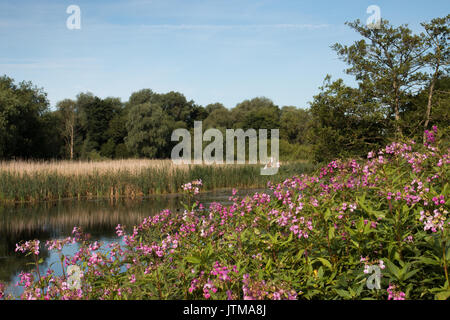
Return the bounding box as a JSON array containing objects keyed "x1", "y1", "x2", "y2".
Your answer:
[{"x1": 0, "y1": 15, "x2": 448, "y2": 163}]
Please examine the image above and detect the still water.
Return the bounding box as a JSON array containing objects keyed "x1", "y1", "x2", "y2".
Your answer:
[{"x1": 0, "y1": 188, "x2": 262, "y2": 297}]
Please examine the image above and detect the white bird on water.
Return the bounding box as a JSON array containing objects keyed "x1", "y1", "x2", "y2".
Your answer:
[{"x1": 263, "y1": 157, "x2": 281, "y2": 170}]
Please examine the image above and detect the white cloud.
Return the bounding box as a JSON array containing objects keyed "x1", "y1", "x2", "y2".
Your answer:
[
  {"x1": 105, "y1": 23, "x2": 329, "y2": 31},
  {"x1": 0, "y1": 58, "x2": 99, "y2": 70}
]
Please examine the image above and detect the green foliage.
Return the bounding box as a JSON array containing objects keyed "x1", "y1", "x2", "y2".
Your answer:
[
  {"x1": 231, "y1": 97, "x2": 280, "y2": 130},
  {"x1": 114, "y1": 143, "x2": 132, "y2": 159},
  {"x1": 0, "y1": 75, "x2": 56, "y2": 159},
  {"x1": 7, "y1": 133, "x2": 449, "y2": 300},
  {"x1": 279, "y1": 140, "x2": 312, "y2": 162},
  {"x1": 203, "y1": 104, "x2": 233, "y2": 130},
  {"x1": 310, "y1": 15, "x2": 449, "y2": 162},
  {"x1": 280, "y1": 106, "x2": 311, "y2": 145},
  {"x1": 332, "y1": 19, "x2": 427, "y2": 135},
  {"x1": 309, "y1": 77, "x2": 386, "y2": 163},
  {"x1": 125, "y1": 103, "x2": 175, "y2": 158}
]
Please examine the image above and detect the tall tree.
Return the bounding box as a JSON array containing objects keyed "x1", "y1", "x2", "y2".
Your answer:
[
  {"x1": 204, "y1": 104, "x2": 233, "y2": 130},
  {"x1": 231, "y1": 97, "x2": 280, "y2": 130},
  {"x1": 332, "y1": 19, "x2": 427, "y2": 136},
  {"x1": 125, "y1": 102, "x2": 175, "y2": 158},
  {"x1": 309, "y1": 76, "x2": 386, "y2": 163},
  {"x1": 0, "y1": 75, "x2": 51, "y2": 159},
  {"x1": 77, "y1": 95, "x2": 119, "y2": 158},
  {"x1": 280, "y1": 106, "x2": 311, "y2": 145},
  {"x1": 57, "y1": 99, "x2": 77, "y2": 159},
  {"x1": 421, "y1": 15, "x2": 450, "y2": 141}
]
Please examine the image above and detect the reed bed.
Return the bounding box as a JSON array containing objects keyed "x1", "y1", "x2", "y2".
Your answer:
[{"x1": 0, "y1": 159, "x2": 315, "y2": 204}]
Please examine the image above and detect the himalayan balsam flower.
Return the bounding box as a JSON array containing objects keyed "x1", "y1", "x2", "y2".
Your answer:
[
  {"x1": 387, "y1": 284, "x2": 406, "y2": 300},
  {"x1": 15, "y1": 240, "x2": 40, "y2": 256},
  {"x1": 182, "y1": 179, "x2": 203, "y2": 195}
]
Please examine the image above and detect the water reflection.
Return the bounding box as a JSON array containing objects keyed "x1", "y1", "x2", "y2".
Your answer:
[{"x1": 0, "y1": 188, "x2": 262, "y2": 296}]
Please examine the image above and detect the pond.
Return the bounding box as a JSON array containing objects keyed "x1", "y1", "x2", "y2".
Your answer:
[{"x1": 0, "y1": 188, "x2": 263, "y2": 297}]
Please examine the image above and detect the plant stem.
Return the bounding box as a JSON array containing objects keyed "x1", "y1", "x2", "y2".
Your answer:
[
  {"x1": 34, "y1": 255, "x2": 42, "y2": 286},
  {"x1": 155, "y1": 264, "x2": 163, "y2": 299},
  {"x1": 442, "y1": 233, "x2": 449, "y2": 288}
]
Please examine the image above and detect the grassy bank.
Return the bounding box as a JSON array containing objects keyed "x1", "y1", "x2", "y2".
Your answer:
[{"x1": 0, "y1": 159, "x2": 315, "y2": 204}]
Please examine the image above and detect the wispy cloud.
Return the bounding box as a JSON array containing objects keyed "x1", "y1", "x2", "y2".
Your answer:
[
  {"x1": 109, "y1": 23, "x2": 330, "y2": 31},
  {"x1": 0, "y1": 58, "x2": 99, "y2": 70}
]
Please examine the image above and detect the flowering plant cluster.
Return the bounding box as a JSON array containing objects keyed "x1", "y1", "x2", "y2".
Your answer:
[
  {"x1": 1, "y1": 129, "x2": 449, "y2": 300},
  {"x1": 181, "y1": 179, "x2": 203, "y2": 196}
]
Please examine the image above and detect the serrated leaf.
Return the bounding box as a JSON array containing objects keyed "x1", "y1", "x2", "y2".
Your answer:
[
  {"x1": 335, "y1": 289, "x2": 352, "y2": 299},
  {"x1": 435, "y1": 290, "x2": 450, "y2": 300}
]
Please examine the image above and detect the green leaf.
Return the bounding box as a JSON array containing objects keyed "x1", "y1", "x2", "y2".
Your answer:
[
  {"x1": 296, "y1": 249, "x2": 305, "y2": 259},
  {"x1": 415, "y1": 256, "x2": 440, "y2": 266},
  {"x1": 324, "y1": 208, "x2": 331, "y2": 221},
  {"x1": 371, "y1": 210, "x2": 386, "y2": 219},
  {"x1": 328, "y1": 225, "x2": 335, "y2": 240},
  {"x1": 335, "y1": 289, "x2": 353, "y2": 299},
  {"x1": 265, "y1": 258, "x2": 273, "y2": 272},
  {"x1": 317, "y1": 267, "x2": 324, "y2": 279},
  {"x1": 435, "y1": 290, "x2": 450, "y2": 300},
  {"x1": 282, "y1": 232, "x2": 293, "y2": 246},
  {"x1": 185, "y1": 256, "x2": 201, "y2": 264},
  {"x1": 403, "y1": 268, "x2": 419, "y2": 281},
  {"x1": 385, "y1": 259, "x2": 401, "y2": 279},
  {"x1": 350, "y1": 240, "x2": 360, "y2": 249},
  {"x1": 316, "y1": 257, "x2": 333, "y2": 270}
]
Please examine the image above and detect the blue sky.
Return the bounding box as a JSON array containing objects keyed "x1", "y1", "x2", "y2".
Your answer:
[{"x1": 0, "y1": 0, "x2": 448, "y2": 109}]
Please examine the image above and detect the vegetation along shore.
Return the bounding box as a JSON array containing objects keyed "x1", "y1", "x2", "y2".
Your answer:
[{"x1": 0, "y1": 159, "x2": 314, "y2": 204}]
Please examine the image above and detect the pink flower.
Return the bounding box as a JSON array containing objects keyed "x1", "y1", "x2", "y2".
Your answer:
[
  {"x1": 0, "y1": 283, "x2": 5, "y2": 299},
  {"x1": 387, "y1": 284, "x2": 406, "y2": 300}
]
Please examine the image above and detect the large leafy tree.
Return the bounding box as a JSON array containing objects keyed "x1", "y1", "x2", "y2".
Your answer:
[
  {"x1": 404, "y1": 75, "x2": 450, "y2": 144},
  {"x1": 309, "y1": 76, "x2": 386, "y2": 163},
  {"x1": 103, "y1": 111, "x2": 130, "y2": 158},
  {"x1": 231, "y1": 97, "x2": 280, "y2": 130},
  {"x1": 332, "y1": 19, "x2": 427, "y2": 136},
  {"x1": 76, "y1": 94, "x2": 122, "y2": 158},
  {"x1": 204, "y1": 103, "x2": 233, "y2": 130},
  {"x1": 0, "y1": 75, "x2": 54, "y2": 159},
  {"x1": 156, "y1": 91, "x2": 206, "y2": 127},
  {"x1": 421, "y1": 15, "x2": 450, "y2": 140},
  {"x1": 56, "y1": 99, "x2": 77, "y2": 159},
  {"x1": 280, "y1": 106, "x2": 311, "y2": 145},
  {"x1": 125, "y1": 102, "x2": 175, "y2": 158}
]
